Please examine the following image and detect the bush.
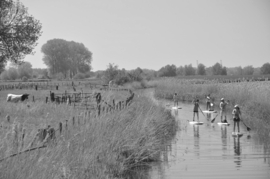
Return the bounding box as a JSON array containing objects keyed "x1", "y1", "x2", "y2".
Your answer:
[
  {"x1": 22, "y1": 76, "x2": 28, "y2": 82},
  {"x1": 0, "y1": 71, "x2": 9, "y2": 80},
  {"x1": 73, "y1": 73, "x2": 85, "y2": 79}
]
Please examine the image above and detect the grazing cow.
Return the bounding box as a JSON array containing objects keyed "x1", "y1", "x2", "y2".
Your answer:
[{"x1": 6, "y1": 94, "x2": 29, "y2": 102}]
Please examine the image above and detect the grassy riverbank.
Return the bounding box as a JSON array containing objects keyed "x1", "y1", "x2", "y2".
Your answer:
[
  {"x1": 154, "y1": 78, "x2": 270, "y2": 145},
  {"x1": 0, "y1": 93, "x2": 177, "y2": 178}
]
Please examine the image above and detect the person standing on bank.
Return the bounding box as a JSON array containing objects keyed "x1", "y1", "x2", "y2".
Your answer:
[
  {"x1": 232, "y1": 105, "x2": 242, "y2": 133},
  {"x1": 220, "y1": 98, "x2": 229, "y2": 123}
]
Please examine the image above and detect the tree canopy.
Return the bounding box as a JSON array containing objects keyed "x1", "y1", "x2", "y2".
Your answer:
[
  {"x1": 260, "y1": 63, "x2": 270, "y2": 75},
  {"x1": 197, "y1": 63, "x2": 206, "y2": 75},
  {"x1": 212, "y1": 63, "x2": 227, "y2": 75},
  {"x1": 158, "y1": 64, "x2": 177, "y2": 77},
  {"x1": 41, "y1": 39, "x2": 92, "y2": 78},
  {"x1": 0, "y1": 0, "x2": 42, "y2": 64}
]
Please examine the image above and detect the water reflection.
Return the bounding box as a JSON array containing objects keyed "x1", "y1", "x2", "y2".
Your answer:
[
  {"x1": 221, "y1": 125, "x2": 227, "y2": 151},
  {"x1": 233, "y1": 137, "x2": 242, "y2": 168},
  {"x1": 193, "y1": 125, "x2": 200, "y2": 157}
]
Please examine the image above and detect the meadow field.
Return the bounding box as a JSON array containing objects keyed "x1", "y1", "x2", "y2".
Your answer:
[
  {"x1": 153, "y1": 77, "x2": 270, "y2": 144},
  {"x1": 0, "y1": 82, "x2": 177, "y2": 178}
]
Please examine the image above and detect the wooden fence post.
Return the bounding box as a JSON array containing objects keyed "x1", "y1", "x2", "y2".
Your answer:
[
  {"x1": 59, "y1": 122, "x2": 62, "y2": 134},
  {"x1": 98, "y1": 105, "x2": 101, "y2": 116},
  {"x1": 21, "y1": 128, "x2": 26, "y2": 149},
  {"x1": 32, "y1": 96, "x2": 35, "y2": 102},
  {"x1": 65, "y1": 120, "x2": 68, "y2": 130},
  {"x1": 73, "y1": 117, "x2": 75, "y2": 126}
]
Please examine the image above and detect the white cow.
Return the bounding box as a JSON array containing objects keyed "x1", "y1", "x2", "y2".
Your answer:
[{"x1": 7, "y1": 94, "x2": 30, "y2": 102}]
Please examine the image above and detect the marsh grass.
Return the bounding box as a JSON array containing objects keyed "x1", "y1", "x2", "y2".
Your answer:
[{"x1": 0, "y1": 87, "x2": 177, "y2": 178}]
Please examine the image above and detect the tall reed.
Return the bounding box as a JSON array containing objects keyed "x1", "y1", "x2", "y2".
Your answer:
[{"x1": 0, "y1": 95, "x2": 177, "y2": 178}]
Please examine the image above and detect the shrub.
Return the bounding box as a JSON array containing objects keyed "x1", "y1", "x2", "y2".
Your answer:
[
  {"x1": 22, "y1": 76, "x2": 28, "y2": 82},
  {"x1": 73, "y1": 73, "x2": 85, "y2": 79}
]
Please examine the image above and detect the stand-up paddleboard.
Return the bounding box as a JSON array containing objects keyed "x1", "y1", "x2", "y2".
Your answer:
[
  {"x1": 217, "y1": 122, "x2": 230, "y2": 126},
  {"x1": 189, "y1": 121, "x2": 204, "y2": 125},
  {"x1": 232, "y1": 132, "x2": 243, "y2": 137},
  {"x1": 172, "y1": 106, "x2": 182, "y2": 109},
  {"x1": 203, "y1": 110, "x2": 217, "y2": 114}
]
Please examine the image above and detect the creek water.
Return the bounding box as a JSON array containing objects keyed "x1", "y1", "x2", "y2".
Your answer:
[{"x1": 147, "y1": 101, "x2": 270, "y2": 179}]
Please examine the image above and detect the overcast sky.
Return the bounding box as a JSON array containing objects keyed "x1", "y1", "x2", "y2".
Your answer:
[{"x1": 20, "y1": 0, "x2": 270, "y2": 71}]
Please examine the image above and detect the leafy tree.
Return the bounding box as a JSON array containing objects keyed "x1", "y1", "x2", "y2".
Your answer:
[
  {"x1": 212, "y1": 63, "x2": 223, "y2": 75},
  {"x1": 242, "y1": 65, "x2": 254, "y2": 75},
  {"x1": 197, "y1": 63, "x2": 206, "y2": 75},
  {"x1": 227, "y1": 66, "x2": 242, "y2": 76},
  {"x1": 7, "y1": 67, "x2": 18, "y2": 80},
  {"x1": 67, "y1": 41, "x2": 92, "y2": 77},
  {"x1": 176, "y1": 66, "x2": 184, "y2": 76},
  {"x1": 142, "y1": 69, "x2": 157, "y2": 80},
  {"x1": 205, "y1": 67, "x2": 212, "y2": 76},
  {"x1": 221, "y1": 67, "x2": 227, "y2": 75},
  {"x1": 103, "y1": 63, "x2": 119, "y2": 83},
  {"x1": 41, "y1": 39, "x2": 70, "y2": 77},
  {"x1": 184, "y1": 64, "x2": 195, "y2": 76},
  {"x1": 41, "y1": 39, "x2": 92, "y2": 78},
  {"x1": 32, "y1": 68, "x2": 48, "y2": 78},
  {"x1": 158, "y1": 64, "x2": 176, "y2": 77},
  {"x1": 0, "y1": 70, "x2": 9, "y2": 80},
  {"x1": 260, "y1": 63, "x2": 270, "y2": 75},
  {"x1": 17, "y1": 61, "x2": 32, "y2": 79},
  {"x1": 0, "y1": 0, "x2": 42, "y2": 64},
  {"x1": 129, "y1": 67, "x2": 143, "y2": 81}
]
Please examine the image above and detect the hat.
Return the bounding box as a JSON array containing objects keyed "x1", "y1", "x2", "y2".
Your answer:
[
  {"x1": 207, "y1": 96, "x2": 210, "y2": 99},
  {"x1": 234, "y1": 105, "x2": 239, "y2": 108},
  {"x1": 221, "y1": 98, "x2": 224, "y2": 101}
]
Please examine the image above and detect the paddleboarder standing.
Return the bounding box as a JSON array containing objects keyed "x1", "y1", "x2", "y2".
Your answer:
[
  {"x1": 232, "y1": 105, "x2": 241, "y2": 133},
  {"x1": 173, "y1": 93, "x2": 178, "y2": 107},
  {"x1": 206, "y1": 94, "x2": 211, "y2": 110},
  {"x1": 193, "y1": 99, "x2": 200, "y2": 121},
  {"x1": 220, "y1": 98, "x2": 229, "y2": 123}
]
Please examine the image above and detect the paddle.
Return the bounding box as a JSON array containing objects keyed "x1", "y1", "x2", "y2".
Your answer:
[
  {"x1": 241, "y1": 120, "x2": 251, "y2": 131},
  {"x1": 211, "y1": 113, "x2": 219, "y2": 123},
  {"x1": 199, "y1": 107, "x2": 205, "y2": 117}
]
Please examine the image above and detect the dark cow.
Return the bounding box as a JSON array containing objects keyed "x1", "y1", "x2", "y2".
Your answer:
[{"x1": 6, "y1": 94, "x2": 29, "y2": 102}]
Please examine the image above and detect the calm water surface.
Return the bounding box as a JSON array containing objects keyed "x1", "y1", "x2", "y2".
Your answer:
[{"x1": 148, "y1": 101, "x2": 270, "y2": 179}]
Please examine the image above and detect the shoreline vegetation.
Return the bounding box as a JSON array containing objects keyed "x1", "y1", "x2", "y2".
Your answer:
[
  {"x1": 153, "y1": 78, "x2": 270, "y2": 146},
  {"x1": 0, "y1": 89, "x2": 177, "y2": 178}
]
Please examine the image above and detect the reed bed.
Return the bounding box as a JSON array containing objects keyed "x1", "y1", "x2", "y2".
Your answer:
[{"x1": 0, "y1": 93, "x2": 177, "y2": 178}]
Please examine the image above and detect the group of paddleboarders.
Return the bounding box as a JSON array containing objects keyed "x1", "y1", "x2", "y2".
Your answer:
[{"x1": 190, "y1": 95, "x2": 242, "y2": 133}]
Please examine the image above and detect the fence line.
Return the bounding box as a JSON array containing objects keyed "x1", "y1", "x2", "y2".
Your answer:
[{"x1": 0, "y1": 90, "x2": 135, "y2": 162}]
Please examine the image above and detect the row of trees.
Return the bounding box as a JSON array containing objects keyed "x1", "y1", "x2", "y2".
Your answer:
[
  {"x1": 158, "y1": 63, "x2": 227, "y2": 77},
  {"x1": 102, "y1": 63, "x2": 156, "y2": 85},
  {"x1": 0, "y1": 61, "x2": 33, "y2": 80},
  {"x1": 157, "y1": 62, "x2": 270, "y2": 77},
  {"x1": 41, "y1": 39, "x2": 92, "y2": 79}
]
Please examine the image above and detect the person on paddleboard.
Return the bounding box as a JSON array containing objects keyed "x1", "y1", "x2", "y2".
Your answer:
[
  {"x1": 232, "y1": 105, "x2": 242, "y2": 133},
  {"x1": 220, "y1": 98, "x2": 229, "y2": 123},
  {"x1": 209, "y1": 99, "x2": 215, "y2": 111},
  {"x1": 206, "y1": 94, "x2": 211, "y2": 110},
  {"x1": 193, "y1": 99, "x2": 201, "y2": 121},
  {"x1": 173, "y1": 93, "x2": 178, "y2": 107}
]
